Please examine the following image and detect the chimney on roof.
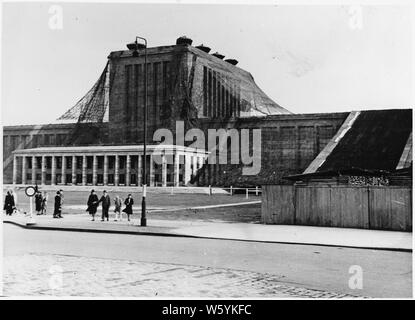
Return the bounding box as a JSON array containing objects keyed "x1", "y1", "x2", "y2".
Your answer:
[
  {"x1": 176, "y1": 36, "x2": 193, "y2": 46},
  {"x1": 196, "y1": 44, "x2": 211, "y2": 53},
  {"x1": 225, "y1": 59, "x2": 238, "y2": 66},
  {"x1": 212, "y1": 52, "x2": 225, "y2": 60}
]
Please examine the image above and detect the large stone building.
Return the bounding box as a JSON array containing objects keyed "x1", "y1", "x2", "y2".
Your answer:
[{"x1": 3, "y1": 36, "x2": 410, "y2": 188}]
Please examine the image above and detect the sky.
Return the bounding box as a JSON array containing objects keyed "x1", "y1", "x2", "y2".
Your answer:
[{"x1": 1, "y1": 2, "x2": 413, "y2": 125}]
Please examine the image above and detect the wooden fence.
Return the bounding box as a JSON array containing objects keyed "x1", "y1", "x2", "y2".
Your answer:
[{"x1": 262, "y1": 185, "x2": 412, "y2": 231}]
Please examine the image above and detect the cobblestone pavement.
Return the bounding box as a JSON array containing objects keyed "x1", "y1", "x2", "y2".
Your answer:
[{"x1": 3, "y1": 254, "x2": 364, "y2": 298}]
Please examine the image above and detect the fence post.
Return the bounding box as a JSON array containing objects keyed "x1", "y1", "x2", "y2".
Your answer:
[
  {"x1": 230, "y1": 186, "x2": 233, "y2": 196},
  {"x1": 209, "y1": 185, "x2": 212, "y2": 196},
  {"x1": 246, "y1": 188, "x2": 249, "y2": 199},
  {"x1": 255, "y1": 186, "x2": 259, "y2": 196}
]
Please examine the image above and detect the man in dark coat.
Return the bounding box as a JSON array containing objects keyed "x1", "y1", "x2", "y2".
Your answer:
[
  {"x1": 99, "y1": 190, "x2": 111, "y2": 221},
  {"x1": 53, "y1": 191, "x2": 63, "y2": 218},
  {"x1": 86, "y1": 189, "x2": 99, "y2": 221},
  {"x1": 123, "y1": 194, "x2": 134, "y2": 222},
  {"x1": 4, "y1": 190, "x2": 15, "y2": 215},
  {"x1": 35, "y1": 191, "x2": 43, "y2": 215}
]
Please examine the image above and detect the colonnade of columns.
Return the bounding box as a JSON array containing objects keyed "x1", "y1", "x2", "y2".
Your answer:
[{"x1": 12, "y1": 152, "x2": 206, "y2": 187}]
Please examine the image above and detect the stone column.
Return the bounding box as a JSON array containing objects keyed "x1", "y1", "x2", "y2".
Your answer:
[
  {"x1": 31, "y1": 156, "x2": 36, "y2": 185},
  {"x1": 72, "y1": 155, "x2": 77, "y2": 185},
  {"x1": 12, "y1": 155, "x2": 17, "y2": 185},
  {"x1": 137, "y1": 155, "x2": 142, "y2": 186},
  {"x1": 149, "y1": 154, "x2": 155, "y2": 187},
  {"x1": 92, "y1": 155, "x2": 97, "y2": 185},
  {"x1": 192, "y1": 155, "x2": 198, "y2": 176},
  {"x1": 41, "y1": 155, "x2": 46, "y2": 185},
  {"x1": 114, "y1": 155, "x2": 119, "y2": 186},
  {"x1": 103, "y1": 155, "x2": 108, "y2": 185},
  {"x1": 126, "y1": 155, "x2": 131, "y2": 186},
  {"x1": 184, "y1": 154, "x2": 191, "y2": 185},
  {"x1": 51, "y1": 155, "x2": 56, "y2": 185},
  {"x1": 198, "y1": 156, "x2": 206, "y2": 185},
  {"x1": 61, "y1": 156, "x2": 66, "y2": 185},
  {"x1": 161, "y1": 154, "x2": 167, "y2": 187},
  {"x1": 82, "y1": 155, "x2": 87, "y2": 186},
  {"x1": 22, "y1": 156, "x2": 27, "y2": 185},
  {"x1": 173, "y1": 153, "x2": 180, "y2": 187},
  {"x1": 198, "y1": 156, "x2": 204, "y2": 170}
]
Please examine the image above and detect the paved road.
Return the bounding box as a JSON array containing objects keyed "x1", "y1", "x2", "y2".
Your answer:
[{"x1": 3, "y1": 224, "x2": 412, "y2": 298}]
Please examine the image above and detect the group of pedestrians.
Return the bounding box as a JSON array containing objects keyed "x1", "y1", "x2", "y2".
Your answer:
[
  {"x1": 4, "y1": 188, "x2": 134, "y2": 223},
  {"x1": 3, "y1": 188, "x2": 59, "y2": 218},
  {"x1": 86, "y1": 190, "x2": 134, "y2": 222},
  {"x1": 34, "y1": 191, "x2": 48, "y2": 215}
]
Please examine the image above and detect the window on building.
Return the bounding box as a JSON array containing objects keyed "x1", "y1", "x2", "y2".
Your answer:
[
  {"x1": 76, "y1": 158, "x2": 83, "y2": 169},
  {"x1": 109, "y1": 157, "x2": 114, "y2": 169},
  {"x1": 87, "y1": 157, "x2": 93, "y2": 169},
  {"x1": 49, "y1": 134, "x2": 56, "y2": 145},
  {"x1": 3, "y1": 136, "x2": 8, "y2": 151},
  {"x1": 57, "y1": 157, "x2": 62, "y2": 169},
  {"x1": 46, "y1": 157, "x2": 52, "y2": 169},
  {"x1": 11, "y1": 135, "x2": 19, "y2": 150},
  {"x1": 203, "y1": 66, "x2": 207, "y2": 116}
]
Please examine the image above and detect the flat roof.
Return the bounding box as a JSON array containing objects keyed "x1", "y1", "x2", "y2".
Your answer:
[{"x1": 13, "y1": 144, "x2": 209, "y2": 155}]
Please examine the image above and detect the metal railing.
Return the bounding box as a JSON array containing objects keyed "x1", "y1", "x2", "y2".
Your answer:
[{"x1": 207, "y1": 185, "x2": 262, "y2": 198}]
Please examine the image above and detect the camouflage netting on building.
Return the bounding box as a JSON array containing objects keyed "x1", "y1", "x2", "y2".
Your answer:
[
  {"x1": 186, "y1": 46, "x2": 290, "y2": 118},
  {"x1": 57, "y1": 62, "x2": 110, "y2": 123},
  {"x1": 56, "y1": 62, "x2": 111, "y2": 145},
  {"x1": 53, "y1": 43, "x2": 292, "y2": 183}
]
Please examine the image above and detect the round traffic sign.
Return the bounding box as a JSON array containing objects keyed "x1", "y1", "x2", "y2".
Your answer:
[{"x1": 25, "y1": 186, "x2": 36, "y2": 197}]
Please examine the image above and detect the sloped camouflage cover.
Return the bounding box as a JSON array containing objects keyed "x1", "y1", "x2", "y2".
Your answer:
[
  {"x1": 186, "y1": 45, "x2": 290, "y2": 117},
  {"x1": 319, "y1": 109, "x2": 412, "y2": 172},
  {"x1": 57, "y1": 44, "x2": 289, "y2": 125},
  {"x1": 56, "y1": 43, "x2": 290, "y2": 149},
  {"x1": 57, "y1": 61, "x2": 110, "y2": 123}
]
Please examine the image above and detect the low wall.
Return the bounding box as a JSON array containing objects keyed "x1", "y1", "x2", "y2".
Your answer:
[{"x1": 262, "y1": 185, "x2": 412, "y2": 231}]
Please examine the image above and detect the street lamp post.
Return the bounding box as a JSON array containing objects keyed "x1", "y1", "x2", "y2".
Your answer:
[{"x1": 127, "y1": 36, "x2": 147, "y2": 227}]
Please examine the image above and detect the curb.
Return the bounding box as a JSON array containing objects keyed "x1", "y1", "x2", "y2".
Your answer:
[
  {"x1": 3, "y1": 220, "x2": 195, "y2": 239},
  {"x1": 4, "y1": 220, "x2": 412, "y2": 253}
]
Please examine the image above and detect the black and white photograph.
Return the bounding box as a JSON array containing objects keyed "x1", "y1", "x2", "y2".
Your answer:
[{"x1": 0, "y1": 0, "x2": 413, "y2": 304}]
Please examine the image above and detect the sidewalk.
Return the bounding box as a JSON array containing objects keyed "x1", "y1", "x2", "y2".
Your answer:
[{"x1": 3, "y1": 213, "x2": 412, "y2": 251}]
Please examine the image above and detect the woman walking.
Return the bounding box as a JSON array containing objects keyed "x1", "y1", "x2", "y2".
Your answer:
[
  {"x1": 86, "y1": 189, "x2": 99, "y2": 221},
  {"x1": 3, "y1": 190, "x2": 15, "y2": 216},
  {"x1": 35, "y1": 191, "x2": 43, "y2": 215},
  {"x1": 113, "y1": 195, "x2": 123, "y2": 221},
  {"x1": 12, "y1": 188, "x2": 19, "y2": 214},
  {"x1": 123, "y1": 194, "x2": 134, "y2": 222},
  {"x1": 41, "y1": 192, "x2": 48, "y2": 215},
  {"x1": 53, "y1": 191, "x2": 63, "y2": 218}
]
